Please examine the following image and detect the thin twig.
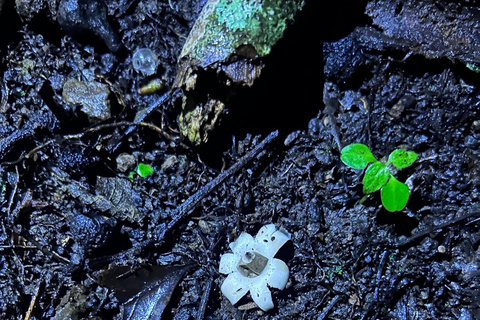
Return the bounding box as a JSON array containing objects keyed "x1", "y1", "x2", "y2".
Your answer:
[
  {"x1": 324, "y1": 99, "x2": 343, "y2": 151},
  {"x1": 2, "y1": 120, "x2": 178, "y2": 167},
  {"x1": 373, "y1": 250, "x2": 390, "y2": 301},
  {"x1": 108, "y1": 91, "x2": 171, "y2": 153},
  {"x1": 0, "y1": 245, "x2": 37, "y2": 250},
  {"x1": 6, "y1": 165, "x2": 19, "y2": 215},
  {"x1": 158, "y1": 130, "x2": 279, "y2": 241},
  {"x1": 394, "y1": 209, "x2": 480, "y2": 248},
  {"x1": 14, "y1": 230, "x2": 71, "y2": 264},
  {"x1": 24, "y1": 281, "x2": 42, "y2": 320},
  {"x1": 196, "y1": 275, "x2": 213, "y2": 320},
  {"x1": 317, "y1": 295, "x2": 342, "y2": 320},
  {"x1": 63, "y1": 120, "x2": 173, "y2": 141},
  {"x1": 89, "y1": 130, "x2": 279, "y2": 268}
]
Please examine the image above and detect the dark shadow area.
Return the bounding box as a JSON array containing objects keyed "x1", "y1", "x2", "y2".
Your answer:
[
  {"x1": 198, "y1": 1, "x2": 323, "y2": 164},
  {"x1": 28, "y1": 12, "x2": 65, "y2": 48},
  {"x1": 319, "y1": 0, "x2": 370, "y2": 42},
  {"x1": 376, "y1": 210, "x2": 419, "y2": 235},
  {"x1": 0, "y1": 1, "x2": 22, "y2": 65},
  {"x1": 198, "y1": 0, "x2": 370, "y2": 167}
]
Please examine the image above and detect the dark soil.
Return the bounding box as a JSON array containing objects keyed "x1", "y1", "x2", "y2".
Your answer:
[{"x1": 0, "y1": 0, "x2": 479, "y2": 319}]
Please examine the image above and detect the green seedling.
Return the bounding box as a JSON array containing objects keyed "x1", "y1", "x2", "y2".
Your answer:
[
  {"x1": 466, "y1": 63, "x2": 480, "y2": 73},
  {"x1": 328, "y1": 265, "x2": 344, "y2": 282},
  {"x1": 340, "y1": 144, "x2": 417, "y2": 212},
  {"x1": 128, "y1": 163, "x2": 154, "y2": 181}
]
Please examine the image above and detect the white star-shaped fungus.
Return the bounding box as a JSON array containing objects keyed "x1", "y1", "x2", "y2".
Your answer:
[{"x1": 219, "y1": 224, "x2": 291, "y2": 311}]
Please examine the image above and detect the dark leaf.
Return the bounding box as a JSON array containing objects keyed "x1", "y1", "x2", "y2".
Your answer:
[{"x1": 98, "y1": 264, "x2": 192, "y2": 320}]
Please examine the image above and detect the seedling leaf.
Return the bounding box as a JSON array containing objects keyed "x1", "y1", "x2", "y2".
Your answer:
[
  {"x1": 381, "y1": 176, "x2": 409, "y2": 212},
  {"x1": 388, "y1": 149, "x2": 418, "y2": 170},
  {"x1": 362, "y1": 162, "x2": 390, "y2": 193},
  {"x1": 137, "y1": 163, "x2": 154, "y2": 178},
  {"x1": 341, "y1": 144, "x2": 377, "y2": 170}
]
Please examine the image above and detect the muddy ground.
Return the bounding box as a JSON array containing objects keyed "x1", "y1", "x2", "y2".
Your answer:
[{"x1": 0, "y1": 0, "x2": 479, "y2": 319}]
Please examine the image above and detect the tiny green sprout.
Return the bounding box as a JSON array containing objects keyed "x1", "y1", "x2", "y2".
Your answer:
[
  {"x1": 341, "y1": 144, "x2": 418, "y2": 212},
  {"x1": 328, "y1": 265, "x2": 344, "y2": 282},
  {"x1": 334, "y1": 266, "x2": 343, "y2": 275},
  {"x1": 128, "y1": 163, "x2": 154, "y2": 181},
  {"x1": 466, "y1": 63, "x2": 480, "y2": 73},
  {"x1": 136, "y1": 163, "x2": 154, "y2": 177}
]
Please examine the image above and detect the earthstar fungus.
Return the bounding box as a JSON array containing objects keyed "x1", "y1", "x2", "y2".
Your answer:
[{"x1": 219, "y1": 224, "x2": 291, "y2": 311}]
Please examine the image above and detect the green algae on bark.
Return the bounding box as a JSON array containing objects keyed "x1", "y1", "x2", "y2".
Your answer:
[
  {"x1": 179, "y1": 0, "x2": 304, "y2": 65},
  {"x1": 175, "y1": 0, "x2": 304, "y2": 145}
]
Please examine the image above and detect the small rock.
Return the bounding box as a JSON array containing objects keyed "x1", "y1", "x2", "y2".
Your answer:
[
  {"x1": 62, "y1": 78, "x2": 111, "y2": 122},
  {"x1": 389, "y1": 95, "x2": 416, "y2": 118},
  {"x1": 307, "y1": 117, "x2": 322, "y2": 138},
  {"x1": 161, "y1": 155, "x2": 178, "y2": 172},
  {"x1": 116, "y1": 153, "x2": 136, "y2": 173},
  {"x1": 15, "y1": 0, "x2": 46, "y2": 21},
  {"x1": 96, "y1": 176, "x2": 144, "y2": 223}
]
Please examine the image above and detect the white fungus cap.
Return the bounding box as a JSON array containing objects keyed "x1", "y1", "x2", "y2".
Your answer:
[{"x1": 219, "y1": 224, "x2": 291, "y2": 311}]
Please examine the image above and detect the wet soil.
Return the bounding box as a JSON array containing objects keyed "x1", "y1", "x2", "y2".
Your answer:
[{"x1": 0, "y1": 0, "x2": 479, "y2": 319}]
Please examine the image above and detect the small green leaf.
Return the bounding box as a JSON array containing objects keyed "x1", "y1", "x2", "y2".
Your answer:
[
  {"x1": 362, "y1": 162, "x2": 390, "y2": 193},
  {"x1": 136, "y1": 163, "x2": 154, "y2": 178},
  {"x1": 341, "y1": 144, "x2": 377, "y2": 170},
  {"x1": 380, "y1": 176, "x2": 409, "y2": 212},
  {"x1": 466, "y1": 63, "x2": 480, "y2": 73},
  {"x1": 388, "y1": 149, "x2": 418, "y2": 169}
]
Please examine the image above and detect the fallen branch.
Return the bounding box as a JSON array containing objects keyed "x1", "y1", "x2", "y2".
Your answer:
[
  {"x1": 157, "y1": 129, "x2": 279, "y2": 241},
  {"x1": 394, "y1": 207, "x2": 480, "y2": 248},
  {"x1": 89, "y1": 130, "x2": 279, "y2": 268}
]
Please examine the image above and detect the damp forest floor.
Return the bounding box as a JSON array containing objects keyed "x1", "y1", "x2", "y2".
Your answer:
[{"x1": 0, "y1": 0, "x2": 479, "y2": 319}]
